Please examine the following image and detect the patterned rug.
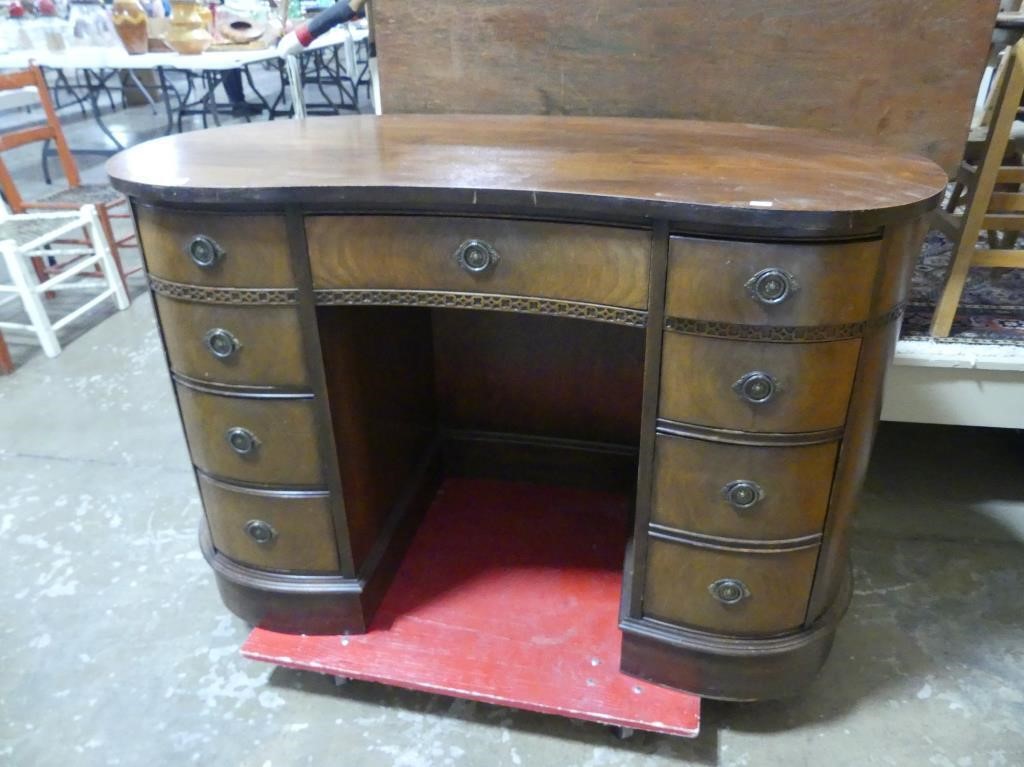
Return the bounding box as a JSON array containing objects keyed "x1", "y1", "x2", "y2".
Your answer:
[{"x1": 902, "y1": 231, "x2": 1024, "y2": 345}]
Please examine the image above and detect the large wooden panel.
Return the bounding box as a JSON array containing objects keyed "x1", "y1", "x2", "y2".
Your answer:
[
  {"x1": 374, "y1": 0, "x2": 996, "y2": 175},
  {"x1": 659, "y1": 334, "x2": 861, "y2": 433},
  {"x1": 643, "y1": 537, "x2": 819, "y2": 636},
  {"x1": 317, "y1": 306, "x2": 439, "y2": 572},
  {"x1": 308, "y1": 216, "x2": 651, "y2": 309},
  {"x1": 432, "y1": 310, "x2": 645, "y2": 445},
  {"x1": 666, "y1": 237, "x2": 881, "y2": 326},
  {"x1": 651, "y1": 434, "x2": 839, "y2": 542}
]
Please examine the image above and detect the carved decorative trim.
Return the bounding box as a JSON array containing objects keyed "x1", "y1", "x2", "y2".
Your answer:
[
  {"x1": 664, "y1": 304, "x2": 906, "y2": 342},
  {"x1": 149, "y1": 276, "x2": 298, "y2": 305},
  {"x1": 314, "y1": 289, "x2": 649, "y2": 327}
]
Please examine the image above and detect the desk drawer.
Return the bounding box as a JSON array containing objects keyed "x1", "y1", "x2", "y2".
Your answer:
[
  {"x1": 307, "y1": 216, "x2": 651, "y2": 309},
  {"x1": 156, "y1": 296, "x2": 309, "y2": 388},
  {"x1": 199, "y1": 474, "x2": 339, "y2": 573},
  {"x1": 651, "y1": 434, "x2": 838, "y2": 541},
  {"x1": 176, "y1": 384, "x2": 322, "y2": 486},
  {"x1": 136, "y1": 206, "x2": 294, "y2": 288},
  {"x1": 643, "y1": 537, "x2": 819, "y2": 636},
  {"x1": 666, "y1": 236, "x2": 881, "y2": 326},
  {"x1": 658, "y1": 333, "x2": 860, "y2": 433}
]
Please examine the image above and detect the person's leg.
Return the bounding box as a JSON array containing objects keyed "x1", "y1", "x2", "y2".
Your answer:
[
  {"x1": 222, "y1": 68, "x2": 263, "y2": 117},
  {"x1": 222, "y1": 68, "x2": 245, "y2": 102}
]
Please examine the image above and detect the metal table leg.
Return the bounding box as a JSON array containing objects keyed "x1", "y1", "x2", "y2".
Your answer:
[
  {"x1": 241, "y1": 64, "x2": 275, "y2": 119},
  {"x1": 81, "y1": 69, "x2": 125, "y2": 151},
  {"x1": 155, "y1": 68, "x2": 177, "y2": 135}
]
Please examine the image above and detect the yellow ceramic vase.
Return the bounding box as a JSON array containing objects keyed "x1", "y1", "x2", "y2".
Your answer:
[{"x1": 166, "y1": 0, "x2": 212, "y2": 55}]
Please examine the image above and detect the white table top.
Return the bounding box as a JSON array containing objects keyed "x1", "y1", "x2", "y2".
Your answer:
[{"x1": 0, "y1": 22, "x2": 365, "y2": 72}]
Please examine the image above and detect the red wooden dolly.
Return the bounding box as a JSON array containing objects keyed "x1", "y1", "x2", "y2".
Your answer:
[{"x1": 243, "y1": 478, "x2": 701, "y2": 738}]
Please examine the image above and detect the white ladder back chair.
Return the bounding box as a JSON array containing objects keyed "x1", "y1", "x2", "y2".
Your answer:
[{"x1": 0, "y1": 202, "x2": 129, "y2": 361}]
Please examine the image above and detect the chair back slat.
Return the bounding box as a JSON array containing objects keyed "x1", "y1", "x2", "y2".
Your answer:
[
  {"x1": 0, "y1": 125, "x2": 56, "y2": 152},
  {"x1": 0, "y1": 70, "x2": 38, "y2": 91}
]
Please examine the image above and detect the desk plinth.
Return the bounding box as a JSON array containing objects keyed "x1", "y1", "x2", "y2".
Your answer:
[{"x1": 108, "y1": 115, "x2": 946, "y2": 701}]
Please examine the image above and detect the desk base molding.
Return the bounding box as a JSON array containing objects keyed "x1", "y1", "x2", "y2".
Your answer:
[
  {"x1": 201, "y1": 522, "x2": 368, "y2": 634},
  {"x1": 619, "y1": 562, "x2": 852, "y2": 701}
]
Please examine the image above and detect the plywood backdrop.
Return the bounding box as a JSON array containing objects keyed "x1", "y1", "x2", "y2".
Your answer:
[{"x1": 373, "y1": 0, "x2": 998, "y2": 176}]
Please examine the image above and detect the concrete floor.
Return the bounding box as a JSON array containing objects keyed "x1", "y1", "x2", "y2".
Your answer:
[{"x1": 2, "y1": 82, "x2": 1024, "y2": 767}]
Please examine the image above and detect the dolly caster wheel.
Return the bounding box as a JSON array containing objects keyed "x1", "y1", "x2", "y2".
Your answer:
[
  {"x1": 611, "y1": 726, "x2": 635, "y2": 740},
  {"x1": 333, "y1": 676, "x2": 349, "y2": 687}
]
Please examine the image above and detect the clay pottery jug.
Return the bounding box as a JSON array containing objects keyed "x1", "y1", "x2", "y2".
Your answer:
[
  {"x1": 166, "y1": 0, "x2": 212, "y2": 54},
  {"x1": 112, "y1": 0, "x2": 148, "y2": 54}
]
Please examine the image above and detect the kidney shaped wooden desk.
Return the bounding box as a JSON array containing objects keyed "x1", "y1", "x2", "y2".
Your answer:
[{"x1": 108, "y1": 115, "x2": 946, "y2": 701}]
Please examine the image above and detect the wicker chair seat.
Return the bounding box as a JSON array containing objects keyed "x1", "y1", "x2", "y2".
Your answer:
[
  {"x1": 0, "y1": 215, "x2": 84, "y2": 248},
  {"x1": 34, "y1": 183, "x2": 123, "y2": 206}
]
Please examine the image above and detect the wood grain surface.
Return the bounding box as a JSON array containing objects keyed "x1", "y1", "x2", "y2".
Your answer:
[
  {"x1": 135, "y1": 206, "x2": 293, "y2": 288},
  {"x1": 431, "y1": 310, "x2": 645, "y2": 444},
  {"x1": 175, "y1": 384, "x2": 323, "y2": 487},
  {"x1": 651, "y1": 434, "x2": 839, "y2": 541},
  {"x1": 155, "y1": 297, "x2": 309, "y2": 388},
  {"x1": 666, "y1": 237, "x2": 882, "y2": 326},
  {"x1": 308, "y1": 216, "x2": 651, "y2": 309},
  {"x1": 108, "y1": 116, "x2": 947, "y2": 234},
  {"x1": 317, "y1": 306, "x2": 439, "y2": 572},
  {"x1": 373, "y1": 0, "x2": 996, "y2": 176},
  {"x1": 658, "y1": 334, "x2": 861, "y2": 433},
  {"x1": 643, "y1": 537, "x2": 819, "y2": 636},
  {"x1": 199, "y1": 474, "x2": 341, "y2": 573}
]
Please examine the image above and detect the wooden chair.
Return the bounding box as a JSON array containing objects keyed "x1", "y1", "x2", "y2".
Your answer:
[
  {"x1": 0, "y1": 67, "x2": 136, "y2": 289},
  {"x1": 0, "y1": 202, "x2": 129, "y2": 369},
  {"x1": 931, "y1": 39, "x2": 1024, "y2": 336}
]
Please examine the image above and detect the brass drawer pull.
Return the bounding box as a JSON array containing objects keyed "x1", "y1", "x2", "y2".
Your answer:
[
  {"x1": 203, "y1": 328, "x2": 240, "y2": 359},
  {"x1": 187, "y1": 235, "x2": 225, "y2": 268},
  {"x1": 745, "y1": 267, "x2": 798, "y2": 305},
  {"x1": 721, "y1": 480, "x2": 764, "y2": 509},
  {"x1": 454, "y1": 239, "x2": 500, "y2": 274},
  {"x1": 225, "y1": 427, "x2": 259, "y2": 456},
  {"x1": 709, "y1": 578, "x2": 750, "y2": 605},
  {"x1": 244, "y1": 519, "x2": 277, "y2": 545},
  {"x1": 732, "y1": 370, "x2": 779, "y2": 404}
]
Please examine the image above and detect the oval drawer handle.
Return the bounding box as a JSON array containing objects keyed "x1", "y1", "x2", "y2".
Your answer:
[
  {"x1": 225, "y1": 427, "x2": 259, "y2": 456},
  {"x1": 721, "y1": 480, "x2": 764, "y2": 510},
  {"x1": 745, "y1": 268, "x2": 798, "y2": 305},
  {"x1": 244, "y1": 519, "x2": 277, "y2": 545},
  {"x1": 204, "y1": 328, "x2": 240, "y2": 359},
  {"x1": 187, "y1": 235, "x2": 225, "y2": 268},
  {"x1": 454, "y1": 239, "x2": 500, "y2": 274},
  {"x1": 732, "y1": 370, "x2": 779, "y2": 404},
  {"x1": 709, "y1": 578, "x2": 750, "y2": 605}
]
